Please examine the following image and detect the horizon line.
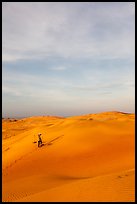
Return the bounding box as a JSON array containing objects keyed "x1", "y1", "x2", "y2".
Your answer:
[{"x1": 2, "y1": 110, "x2": 135, "y2": 119}]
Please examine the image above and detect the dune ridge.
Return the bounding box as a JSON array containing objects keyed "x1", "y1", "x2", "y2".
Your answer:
[{"x1": 2, "y1": 111, "x2": 135, "y2": 202}]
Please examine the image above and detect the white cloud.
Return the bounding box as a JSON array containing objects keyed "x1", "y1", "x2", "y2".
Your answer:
[
  {"x1": 2, "y1": 2, "x2": 135, "y2": 62},
  {"x1": 2, "y1": 86, "x2": 22, "y2": 96},
  {"x1": 50, "y1": 66, "x2": 67, "y2": 71}
]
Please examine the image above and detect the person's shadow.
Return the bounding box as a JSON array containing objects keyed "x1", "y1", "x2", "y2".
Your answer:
[{"x1": 39, "y1": 135, "x2": 64, "y2": 147}]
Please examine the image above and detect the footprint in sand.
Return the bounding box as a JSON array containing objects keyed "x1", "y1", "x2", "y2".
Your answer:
[
  {"x1": 117, "y1": 174, "x2": 129, "y2": 179},
  {"x1": 117, "y1": 176, "x2": 122, "y2": 179}
]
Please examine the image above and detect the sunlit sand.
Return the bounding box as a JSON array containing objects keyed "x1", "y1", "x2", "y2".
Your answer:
[{"x1": 2, "y1": 111, "x2": 135, "y2": 202}]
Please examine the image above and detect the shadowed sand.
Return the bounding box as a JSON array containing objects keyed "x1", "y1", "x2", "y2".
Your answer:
[{"x1": 2, "y1": 111, "x2": 135, "y2": 202}]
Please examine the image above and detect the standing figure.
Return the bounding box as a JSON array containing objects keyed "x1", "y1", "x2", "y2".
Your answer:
[{"x1": 38, "y1": 133, "x2": 42, "y2": 147}]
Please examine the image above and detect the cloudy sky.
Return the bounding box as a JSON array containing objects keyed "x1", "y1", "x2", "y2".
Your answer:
[{"x1": 2, "y1": 2, "x2": 135, "y2": 117}]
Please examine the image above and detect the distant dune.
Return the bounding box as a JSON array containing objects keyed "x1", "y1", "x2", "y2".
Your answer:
[{"x1": 2, "y1": 111, "x2": 135, "y2": 202}]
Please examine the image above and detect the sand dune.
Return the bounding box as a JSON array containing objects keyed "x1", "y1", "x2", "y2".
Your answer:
[{"x1": 2, "y1": 112, "x2": 135, "y2": 202}]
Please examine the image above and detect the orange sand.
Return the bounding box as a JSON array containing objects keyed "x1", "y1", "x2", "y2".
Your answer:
[{"x1": 2, "y1": 112, "x2": 135, "y2": 202}]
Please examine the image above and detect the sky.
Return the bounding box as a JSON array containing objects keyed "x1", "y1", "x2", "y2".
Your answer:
[{"x1": 2, "y1": 2, "x2": 135, "y2": 117}]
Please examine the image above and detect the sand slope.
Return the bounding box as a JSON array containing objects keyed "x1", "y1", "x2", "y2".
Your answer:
[{"x1": 2, "y1": 112, "x2": 135, "y2": 202}]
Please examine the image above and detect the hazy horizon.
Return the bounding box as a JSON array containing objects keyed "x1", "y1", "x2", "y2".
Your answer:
[
  {"x1": 2, "y1": 110, "x2": 135, "y2": 119},
  {"x1": 2, "y1": 2, "x2": 135, "y2": 117}
]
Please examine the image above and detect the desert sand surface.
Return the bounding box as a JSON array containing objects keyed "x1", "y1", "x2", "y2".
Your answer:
[{"x1": 2, "y1": 111, "x2": 135, "y2": 202}]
